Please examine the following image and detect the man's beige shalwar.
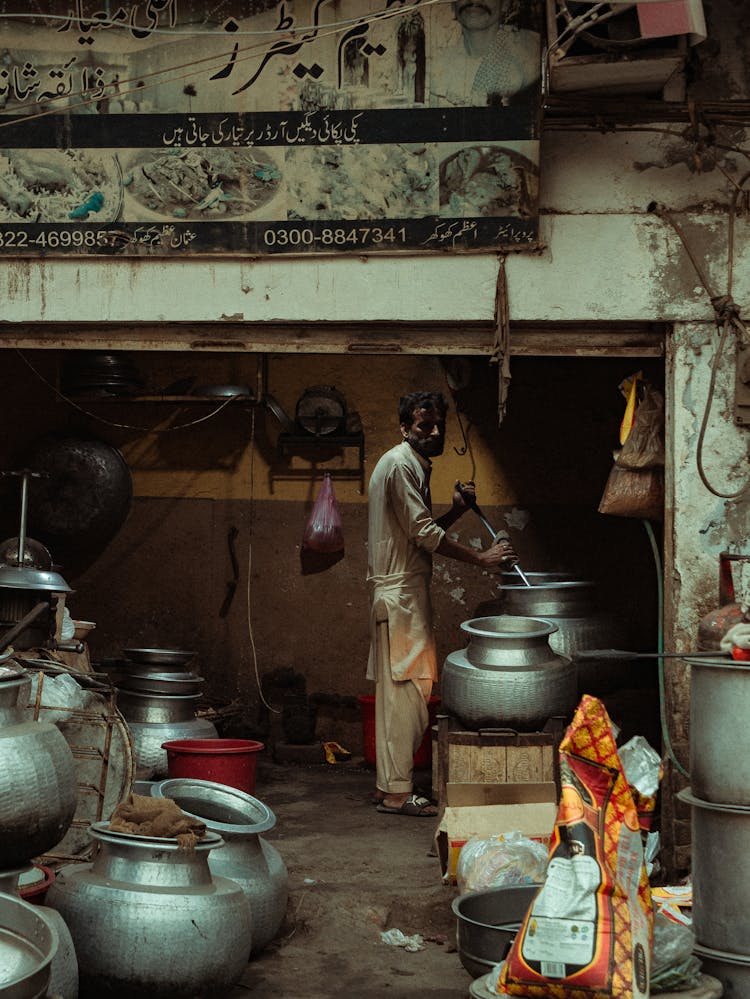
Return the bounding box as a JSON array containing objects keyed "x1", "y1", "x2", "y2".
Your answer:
[{"x1": 367, "y1": 441, "x2": 445, "y2": 793}]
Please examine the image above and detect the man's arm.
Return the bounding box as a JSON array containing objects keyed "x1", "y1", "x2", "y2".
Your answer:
[{"x1": 434, "y1": 480, "x2": 517, "y2": 568}]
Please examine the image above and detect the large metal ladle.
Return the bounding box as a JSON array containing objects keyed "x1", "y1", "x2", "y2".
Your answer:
[{"x1": 459, "y1": 488, "x2": 532, "y2": 587}]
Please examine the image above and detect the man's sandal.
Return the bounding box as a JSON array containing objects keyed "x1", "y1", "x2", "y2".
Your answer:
[{"x1": 376, "y1": 793, "x2": 437, "y2": 817}]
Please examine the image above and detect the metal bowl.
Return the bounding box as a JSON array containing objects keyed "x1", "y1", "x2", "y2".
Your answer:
[
  {"x1": 0, "y1": 893, "x2": 59, "y2": 999},
  {"x1": 452, "y1": 884, "x2": 540, "y2": 979},
  {"x1": 192, "y1": 384, "x2": 253, "y2": 399},
  {"x1": 117, "y1": 674, "x2": 205, "y2": 695},
  {"x1": 115, "y1": 688, "x2": 200, "y2": 723},
  {"x1": 122, "y1": 648, "x2": 196, "y2": 668}
]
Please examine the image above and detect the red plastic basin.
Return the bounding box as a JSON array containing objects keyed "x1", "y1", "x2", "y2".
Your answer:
[
  {"x1": 161, "y1": 738, "x2": 264, "y2": 793},
  {"x1": 357, "y1": 694, "x2": 440, "y2": 770}
]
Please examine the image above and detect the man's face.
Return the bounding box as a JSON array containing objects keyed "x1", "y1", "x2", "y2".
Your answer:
[
  {"x1": 453, "y1": 0, "x2": 502, "y2": 31},
  {"x1": 401, "y1": 406, "x2": 446, "y2": 459}
]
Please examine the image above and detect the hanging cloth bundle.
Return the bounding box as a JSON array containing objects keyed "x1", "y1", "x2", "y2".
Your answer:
[{"x1": 491, "y1": 254, "x2": 512, "y2": 428}]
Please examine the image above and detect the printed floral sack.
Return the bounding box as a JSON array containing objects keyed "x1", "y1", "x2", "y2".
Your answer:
[{"x1": 498, "y1": 695, "x2": 654, "y2": 999}]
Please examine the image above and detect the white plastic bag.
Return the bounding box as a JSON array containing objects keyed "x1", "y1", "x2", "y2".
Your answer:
[{"x1": 457, "y1": 830, "x2": 548, "y2": 896}]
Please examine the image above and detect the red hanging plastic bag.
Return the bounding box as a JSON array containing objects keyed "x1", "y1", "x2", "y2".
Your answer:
[{"x1": 302, "y1": 473, "x2": 344, "y2": 553}]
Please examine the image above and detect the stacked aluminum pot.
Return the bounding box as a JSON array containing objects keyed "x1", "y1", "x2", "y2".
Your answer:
[
  {"x1": 112, "y1": 648, "x2": 218, "y2": 778},
  {"x1": 680, "y1": 655, "x2": 750, "y2": 996},
  {"x1": 490, "y1": 576, "x2": 635, "y2": 696},
  {"x1": 441, "y1": 615, "x2": 577, "y2": 731}
]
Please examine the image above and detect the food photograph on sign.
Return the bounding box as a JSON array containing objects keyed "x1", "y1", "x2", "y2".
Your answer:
[{"x1": 0, "y1": 0, "x2": 544, "y2": 256}]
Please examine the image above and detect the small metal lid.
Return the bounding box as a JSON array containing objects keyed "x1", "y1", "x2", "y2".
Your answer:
[{"x1": 0, "y1": 564, "x2": 72, "y2": 592}]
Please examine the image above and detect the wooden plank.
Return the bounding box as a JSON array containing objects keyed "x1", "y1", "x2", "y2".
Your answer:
[{"x1": 0, "y1": 321, "x2": 666, "y2": 357}]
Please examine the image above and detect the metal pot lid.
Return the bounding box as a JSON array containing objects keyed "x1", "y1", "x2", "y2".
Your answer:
[
  {"x1": 0, "y1": 564, "x2": 72, "y2": 592},
  {"x1": 23, "y1": 434, "x2": 133, "y2": 545},
  {"x1": 123, "y1": 648, "x2": 196, "y2": 667}
]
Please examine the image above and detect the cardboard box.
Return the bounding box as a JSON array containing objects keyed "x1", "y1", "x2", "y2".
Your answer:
[{"x1": 435, "y1": 781, "x2": 558, "y2": 884}]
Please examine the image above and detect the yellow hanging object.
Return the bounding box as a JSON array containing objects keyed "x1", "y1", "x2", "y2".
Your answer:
[
  {"x1": 619, "y1": 373, "x2": 640, "y2": 445},
  {"x1": 322, "y1": 741, "x2": 351, "y2": 765}
]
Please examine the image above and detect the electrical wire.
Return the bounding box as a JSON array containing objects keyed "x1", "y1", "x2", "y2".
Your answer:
[
  {"x1": 642, "y1": 517, "x2": 689, "y2": 779},
  {"x1": 244, "y1": 404, "x2": 279, "y2": 714},
  {"x1": 650, "y1": 201, "x2": 750, "y2": 499}
]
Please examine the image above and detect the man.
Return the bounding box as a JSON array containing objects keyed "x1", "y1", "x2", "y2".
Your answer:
[
  {"x1": 367, "y1": 391, "x2": 517, "y2": 817},
  {"x1": 430, "y1": 0, "x2": 541, "y2": 108}
]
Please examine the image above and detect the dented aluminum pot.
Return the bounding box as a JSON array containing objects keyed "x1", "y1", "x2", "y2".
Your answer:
[
  {"x1": 493, "y1": 581, "x2": 633, "y2": 695},
  {"x1": 441, "y1": 616, "x2": 576, "y2": 731},
  {"x1": 154, "y1": 778, "x2": 288, "y2": 954},
  {"x1": 678, "y1": 790, "x2": 750, "y2": 956},
  {"x1": 687, "y1": 656, "x2": 750, "y2": 805},
  {"x1": 45, "y1": 822, "x2": 253, "y2": 999},
  {"x1": 0, "y1": 668, "x2": 77, "y2": 865}
]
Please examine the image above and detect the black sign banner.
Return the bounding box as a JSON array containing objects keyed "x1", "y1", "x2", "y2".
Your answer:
[{"x1": 0, "y1": 1, "x2": 544, "y2": 257}]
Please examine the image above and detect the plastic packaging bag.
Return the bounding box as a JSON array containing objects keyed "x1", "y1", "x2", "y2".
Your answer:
[
  {"x1": 650, "y1": 907, "x2": 702, "y2": 993},
  {"x1": 617, "y1": 384, "x2": 665, "y2": 470},
  {"x1": 499, "y1": 695, "x2": 655, "y2": 999},
  {"x1": 457, "y1": 830, "x2": 549, "y2": 896},
  {"x1": 598, "y1": 464, "x2": 664, "y2": 521},
  {"x1": 302, "y1": 473, "x2": 344, "y2": 553}
]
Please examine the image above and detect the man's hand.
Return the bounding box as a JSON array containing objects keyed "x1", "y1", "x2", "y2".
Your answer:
[
  {"x1": 476, "y1": 537, "x2": 518, "y2": 569},
  {"x1": 453, "y1": 479, "x2": 476, "y2": 512}
]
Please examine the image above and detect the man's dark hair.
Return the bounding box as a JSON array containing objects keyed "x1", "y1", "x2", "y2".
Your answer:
[{"x1": 399, "y1": 391, "x2": 448, "y2": 426}]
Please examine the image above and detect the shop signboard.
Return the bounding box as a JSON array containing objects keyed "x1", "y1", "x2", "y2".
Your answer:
[{"x1": 0, "y1": 0, "x2": 544, "y2": 257}]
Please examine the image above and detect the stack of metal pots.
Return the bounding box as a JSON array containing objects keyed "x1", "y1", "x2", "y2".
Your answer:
[
  {"x1": 484, "y1": 573, "x2": 635, "y2": 696},
  {"x1": 441, "y1": 615, "x2": 577, "y2": 731},
  {"x1": 680, "y1": 654, "x2": 750, "y2": 996},
  {"x1": 113, "y1": 648, "x2": 218, "y2": 778}
]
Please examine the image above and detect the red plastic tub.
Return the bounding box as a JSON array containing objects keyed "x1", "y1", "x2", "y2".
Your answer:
[
  {"x1": 357, "y1": 694, "x2": 440, "y2": 770},
  {"x1": 161, "y1": 738, "x2": 265, "y2": 794}
]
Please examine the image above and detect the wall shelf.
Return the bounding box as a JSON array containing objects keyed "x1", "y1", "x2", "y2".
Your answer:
[
  {"x1": 63, "y1": 394, "x2": 257, "y2": 404},
  {"x1": 271, "y1": 430, "x2": 365, "y2": 494}
]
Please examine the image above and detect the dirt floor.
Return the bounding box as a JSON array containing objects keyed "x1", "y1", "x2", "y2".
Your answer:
[{"x1": 224, "y1": 757, "x2": 473, "y2": 999}]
